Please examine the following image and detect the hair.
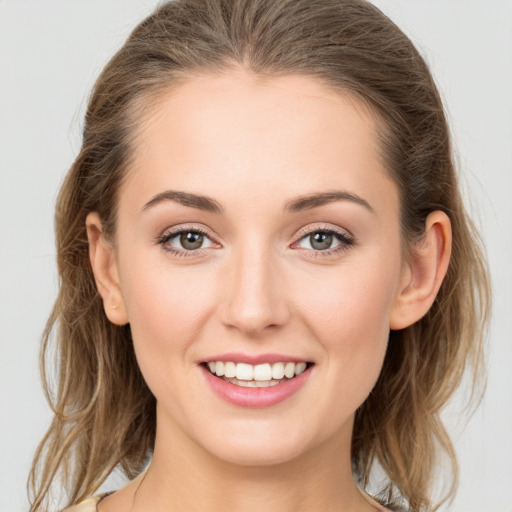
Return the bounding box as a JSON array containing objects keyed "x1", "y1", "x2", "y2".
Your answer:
[{"x1": 28, "y1": 1, "x2": 490, "y2": 511}]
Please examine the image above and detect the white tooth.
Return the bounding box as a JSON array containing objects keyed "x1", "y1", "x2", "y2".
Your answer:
[
  {"x1": 208, "y1": 362, "x2": 216, "y2": 373},
  {"x1": 284, "y1": 362, "x2": 295, "y2": 378},
  {"x1": 225, "y1": 377, "x2": 283, "y2": 388},
  {"x1": 294, "y1": 362, "x2": 307, "y2": 375},
  {"x1": 261, "y1": 380, "x2": 280, "y2": 387},
  {"x1": 236, "y1": 363, "x2": 254, "y2": 380},
  {"x1": 271, "y1": 362, "x2": 285, "y2": 379},
  {"x1": 224, "y1": 361, "x2": 236, "y2": 378},
  {"x1": 215, "y1": 361, "x2": 225, "y2": 377},
  {"x1": 253, "y1": 363, "x2": 272, "y2": 381}
]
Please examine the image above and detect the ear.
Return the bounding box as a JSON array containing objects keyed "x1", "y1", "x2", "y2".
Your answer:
[
  {"x1": 86, "y1": 212, "x2": 129, "y2": 326},
  {"x1": 390, "y1": 211, "x2": 452, "y2": 330}
]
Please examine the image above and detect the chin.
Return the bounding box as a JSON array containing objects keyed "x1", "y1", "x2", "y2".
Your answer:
[
  {"x1": 205, "y1": 435, "x2": 310, "y2": 467},
  {"x1": 188, "y1": 414, "x2": 345, "y2": 468}
]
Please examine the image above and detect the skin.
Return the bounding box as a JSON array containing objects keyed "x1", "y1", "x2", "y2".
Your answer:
[{"x1": 87, "y1": 69, "x2": 451, "y2": 512}]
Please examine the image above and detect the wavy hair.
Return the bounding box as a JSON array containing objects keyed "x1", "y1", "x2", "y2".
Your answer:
[{"x1": 28, "y1": 1, "x2": 490, "y2": 510}]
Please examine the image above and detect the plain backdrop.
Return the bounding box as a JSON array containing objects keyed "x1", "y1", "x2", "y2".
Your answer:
[{"x1": 1, "y1": 1, "x2": 511, "y2": 511}]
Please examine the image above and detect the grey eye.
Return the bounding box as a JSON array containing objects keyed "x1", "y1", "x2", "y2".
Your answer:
[
  {"x1": 179, "y1": 231, "x2": 205, "y2": 250},
  {"x1": 297, "y1": 230, "x2": 348, "y2": 252},
  {"x1": 309, "y1": 232, "x2": 334, "y2": 250},
  {"x1": 162, "y1": 230, "x2": 214, "y2": 252}
]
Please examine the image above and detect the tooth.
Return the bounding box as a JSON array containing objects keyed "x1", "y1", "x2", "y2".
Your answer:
[
  {"x1": 236, "y1": 363, "x2": 253, "y2": 380},
  {"x1": 215, "y1": 361, "x2": 225, "y2": 377},
  {"x1": 224, "y1": 361, "x2": 236, "y2": 378},
  {"x1": 224, "y1": 376, "x2": 287, "y2": 388},
  {"x1": 284, "y1": 362, "x2": 295, "y2": 379},
  {"x1": 213, "y1": 360, "x2": 308, "y2": 382},
  {"x1": 253, "y1": 363, "x2": 272, "y2": 381},
  {"x1": 271, "y1": 362, "x2": 285, "y2": 379},
  {"x1": 294, "y1": 362, "x2": 307, "y2": 375}
]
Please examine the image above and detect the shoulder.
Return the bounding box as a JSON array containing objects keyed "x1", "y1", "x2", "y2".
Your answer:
[{"x1": 63, "y1": 494, "x2": 109, "y2": 512}]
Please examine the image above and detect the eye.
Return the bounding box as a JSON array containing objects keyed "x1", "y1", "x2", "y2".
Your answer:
[
  {"x1": 158, "y1": 228, "x2": 215, "y2": 253},
  {"x1": 302, "y1": 231, "x2": 338, "y2": 251},
  {"x1": 295, "y1": 227, "x2": 354, "y2": 253}
]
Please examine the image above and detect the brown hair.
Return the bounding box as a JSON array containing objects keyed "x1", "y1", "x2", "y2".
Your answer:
[{"x1": 28, "y1": 1, "x2": 490, "y2": 511}]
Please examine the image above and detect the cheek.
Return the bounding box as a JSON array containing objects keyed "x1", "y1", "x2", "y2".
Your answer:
[
  {"x1": 299, "y1": 257, "x2": 398, "y2": 337},
  {"x1": 295, "y1": 254, "x2": 401, "y2": 397},
  {"x1": 118, "y1": 252, "x2": 219, "y2": 382}
]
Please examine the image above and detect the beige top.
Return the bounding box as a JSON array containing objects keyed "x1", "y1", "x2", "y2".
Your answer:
[{"x1": 64, "y1": 494, "x2": 106, "y2": 512}]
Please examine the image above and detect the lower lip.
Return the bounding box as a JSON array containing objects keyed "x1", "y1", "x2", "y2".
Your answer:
[{"x1": 201, "y1": 365, "x2": 312, "y2": 408}]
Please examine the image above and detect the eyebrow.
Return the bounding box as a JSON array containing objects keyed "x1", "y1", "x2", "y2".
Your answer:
[
  {"x1": 284, "y1": 191, "x2": 375, "y2": 214},
  {"x1": 141, "y1": 189, "x2": 374, "y2": 216},
  {"x1": 141, "y1": 190, "x2": 223, "y2": 214}
]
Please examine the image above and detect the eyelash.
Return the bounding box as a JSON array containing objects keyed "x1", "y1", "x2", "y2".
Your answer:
[
  {"x1": 156, "y1": 225, "x2": 355, "y2": 258},
  {"x1": 293, "y1": 225, "x2": 355, "y2": 258},
  {"x1": 156, "y1": 225, "x2": 213, "y2": 257}
]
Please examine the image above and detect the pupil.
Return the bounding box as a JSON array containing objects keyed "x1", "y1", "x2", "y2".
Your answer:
[
  {"x1": 180, "y1": 232, "x2": 203, "y2": 250},
  {"x1": 310, "y1": 232, "x2": 332, "y2": 250}
]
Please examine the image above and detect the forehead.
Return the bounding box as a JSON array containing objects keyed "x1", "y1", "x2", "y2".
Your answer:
[
  {"x1": 122, "y1": 70, "x2": 397, "y2": 217},
  {"x1": 133, "y1": 70, "x2": 381, "y2": 160}
]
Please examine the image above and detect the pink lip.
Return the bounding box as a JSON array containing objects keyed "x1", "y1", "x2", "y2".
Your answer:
[
  {"x1": 202, "y1": 352, "x2": 310, "y2": 365},
  {"x1": 201, "y1": 364, "x2": 312, "y2": 409}
]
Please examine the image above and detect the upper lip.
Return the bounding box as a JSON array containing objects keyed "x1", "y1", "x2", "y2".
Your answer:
[{"x1": 201, "y1": 352, "x2": 311, "y2": 365}]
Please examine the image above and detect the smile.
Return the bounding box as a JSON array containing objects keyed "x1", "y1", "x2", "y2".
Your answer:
[
  {"x1": 201, "y1": 359, "x2": 313, "y2": 408},
  {"x1": 205, "y1": 361, "x2": 308, "y2": 388}
]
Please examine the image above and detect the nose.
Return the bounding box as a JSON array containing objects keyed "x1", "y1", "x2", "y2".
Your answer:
[{"x1": 219, "y1": 244, "x2": 290, "y2": 337}]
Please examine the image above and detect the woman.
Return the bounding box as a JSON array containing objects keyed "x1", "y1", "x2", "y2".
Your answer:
[{"x1": 28, "y1": 0, "x2": 490, "y2": 511}]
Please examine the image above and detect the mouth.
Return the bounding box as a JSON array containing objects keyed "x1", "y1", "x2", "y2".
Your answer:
[{"x1": 202, "y1": 361, "x2": 314, "y2": 388}]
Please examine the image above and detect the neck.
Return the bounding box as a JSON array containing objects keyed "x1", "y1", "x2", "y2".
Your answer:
[{"x1": 128, "y1": 410, "x2": 372, "y2": 512}]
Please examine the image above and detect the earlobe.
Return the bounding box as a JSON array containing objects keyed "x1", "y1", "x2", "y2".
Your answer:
[
  {"x1": 86, "y1": 212, "x2": 129, "y2": 326},
  {"x1": 389, "y1": 211, "x2": 452, "y2": 330}
]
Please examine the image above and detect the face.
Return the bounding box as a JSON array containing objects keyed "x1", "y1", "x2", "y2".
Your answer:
[{"x1": 106, "y1": 71, "x2": 409, "y2": 466}]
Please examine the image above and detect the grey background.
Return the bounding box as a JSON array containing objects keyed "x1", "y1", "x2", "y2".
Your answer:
[{"x1": 1, "y1": 1, "x2": 511, "y2": 510}]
